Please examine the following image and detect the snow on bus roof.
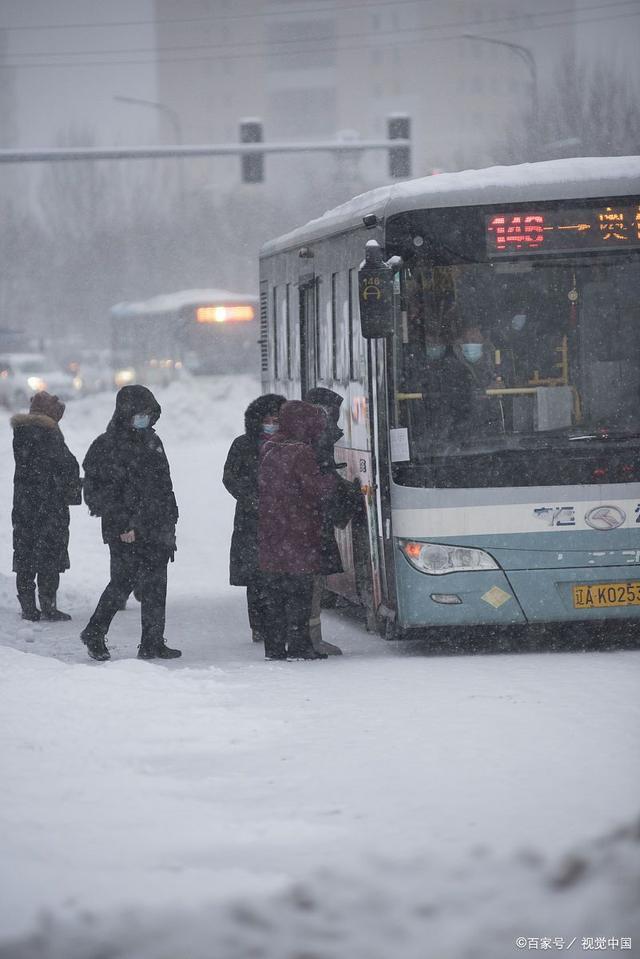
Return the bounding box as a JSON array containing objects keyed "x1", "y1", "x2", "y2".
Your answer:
[
  {"x1": 261, "y1": 156, "x2": 640, "y2": 256},
  {"x1": 111, "y1": 288, "x2": 257, "y2": 319}
]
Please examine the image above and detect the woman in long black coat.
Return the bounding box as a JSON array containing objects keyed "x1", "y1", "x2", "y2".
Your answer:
[
  {"x1": 222, "y1": 393, "x2": 286, "y2": 642},
  {"x1": 11, "y1": 391, "x2": 81, "y2": 621}
]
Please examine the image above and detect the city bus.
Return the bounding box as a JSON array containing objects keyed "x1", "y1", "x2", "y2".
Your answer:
[
  {"x1": 110, "y1": 287, "x2": 259, "y2": 386},
  {"x1": 259, "y1": 156, "x2": 640, "y2": 640}
]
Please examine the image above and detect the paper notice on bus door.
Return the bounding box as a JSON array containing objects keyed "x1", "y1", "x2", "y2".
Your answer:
[{"x1": 390, "y1": 428, "x2": 410, "y2": 462}]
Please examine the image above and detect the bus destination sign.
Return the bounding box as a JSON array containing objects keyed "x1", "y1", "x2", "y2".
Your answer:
[{"x1": 486, "y1": 202, "x2": 640, "y2": 256}]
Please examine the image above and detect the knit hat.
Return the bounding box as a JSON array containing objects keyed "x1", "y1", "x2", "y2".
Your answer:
[{"x1": 29, "y1": 391, "x2": 65, "y2": 422}]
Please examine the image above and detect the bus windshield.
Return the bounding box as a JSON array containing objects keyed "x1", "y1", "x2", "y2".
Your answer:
[{"x1": 388, "y1": 202, "x2": 640, "y2": 489}]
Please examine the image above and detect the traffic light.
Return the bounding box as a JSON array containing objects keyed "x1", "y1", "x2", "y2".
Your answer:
[
  {"x1": 240, "y1": 119, "x2": 264, "y2": 183},
  {"x1": 387, "y1": 114, "x2": 411, "y2": 178}
]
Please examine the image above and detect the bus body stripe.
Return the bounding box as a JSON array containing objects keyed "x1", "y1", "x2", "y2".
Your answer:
[{"x1": 392, "y1": 500, "x2": 640, "y2": 538}]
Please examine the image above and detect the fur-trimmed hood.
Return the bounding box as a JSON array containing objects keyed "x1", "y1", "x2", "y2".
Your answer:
[{"x1": 10, "y1": 412, "x2": 60, "y2": 432}]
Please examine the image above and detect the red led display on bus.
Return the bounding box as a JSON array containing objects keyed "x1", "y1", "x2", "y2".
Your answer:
[
  {"x1": 487, "y1": 214, "x2": 544, "y2": 252},
  {"x1": 486, "y1": 202, "x2": 640, "y2": 256}
]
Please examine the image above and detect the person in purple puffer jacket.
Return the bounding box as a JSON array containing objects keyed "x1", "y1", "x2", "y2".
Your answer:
[{"x1": 258, "y1": 400, "x2": 337, "y2": 660}]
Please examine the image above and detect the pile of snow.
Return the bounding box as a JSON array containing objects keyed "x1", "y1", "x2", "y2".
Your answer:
[{"x1": 2, "y1": 817, "x2": 639, "y2": 959}]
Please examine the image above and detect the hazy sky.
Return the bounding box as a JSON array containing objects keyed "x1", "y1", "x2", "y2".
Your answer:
[
  {"x1": 1, "y1": 0, "x2": 639, "y2": 150},
  {"x1": 1, "y1": 0, "x2": 158, "y2": 147}
]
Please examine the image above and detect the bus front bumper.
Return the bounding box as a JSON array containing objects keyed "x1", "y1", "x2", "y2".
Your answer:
[{"x1": 395, "y1": 559, "x2": 640, "y2": 627}]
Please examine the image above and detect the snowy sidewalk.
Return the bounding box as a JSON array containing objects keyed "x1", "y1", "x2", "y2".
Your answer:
[{"x1": 1, "y1": 378, "x2": 639, "y2": 957}]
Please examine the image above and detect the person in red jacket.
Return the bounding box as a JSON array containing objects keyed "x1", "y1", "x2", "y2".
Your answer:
[{"x1": 258, "y1": 400, "x2": 337, "y2": 660}]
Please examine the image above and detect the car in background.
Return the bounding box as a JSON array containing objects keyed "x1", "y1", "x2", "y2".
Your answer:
[
  {"x1": 64, "y1": 349, "x2": 113, "y2": 395},
  {"x1": 0, "y1": 353, "x2": 82, "y2": 410}
]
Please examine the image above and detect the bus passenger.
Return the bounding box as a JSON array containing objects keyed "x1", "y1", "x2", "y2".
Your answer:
[
  {"x1": 453, "y1": 325, "x2": 497, "y2": 390},
  {"x1": 420, "y1": 333, "x2": 474, "y2": 440},
  {"x1": 80, "y1": 386, "x2": 180, "y2": 661},
  {"x1": 222, "y1": 393, "x2": 287, "y2": 644},
  {"x1": 453, "y1": 325, "x2": 503, "y2": 434},
  {"x1": 11, "y1": 391, "x2": 81, "y2": 622},
  {"x1": 304, "y1": 388, "x2": 362, "y2": 656},
  {"x1": 258, "y1": 400, "x2": 338, "y2": 660}
]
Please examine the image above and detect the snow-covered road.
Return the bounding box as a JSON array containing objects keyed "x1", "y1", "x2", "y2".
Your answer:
[{"x1": 1, "y1": 377, "x2": 638, "y2": 958}]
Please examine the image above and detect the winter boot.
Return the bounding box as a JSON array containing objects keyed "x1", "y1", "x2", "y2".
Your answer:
[
  {"x1": 312, "y1": 638, "x2": 343, "y2": 656},
  {"x1": 40, "y1": 595, "x2": 72, "y2": 622},
  {"x1": 288, "y1": 647, "x2": 329, "y2": 661},
  {"x1": 18, "y1": 588, "x2": 41, "y2": 622},
  {"x1": 137, "y1": 639, "x2": 182, "y2": 660},
  {"x1": 81, "y1": 628, "x2": 111, "y2": 662}
]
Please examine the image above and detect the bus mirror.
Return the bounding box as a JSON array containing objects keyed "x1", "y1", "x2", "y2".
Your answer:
[{"x1": 358, "y1": 241, "x2": 395, "y2": 339}]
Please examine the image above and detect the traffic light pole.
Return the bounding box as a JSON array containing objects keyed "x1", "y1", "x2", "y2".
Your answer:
[{"x1": 0, "y1": 139, "x2": 410, "y2": 164}]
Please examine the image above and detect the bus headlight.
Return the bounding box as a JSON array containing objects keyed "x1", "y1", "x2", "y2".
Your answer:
[
  {"x1": 27, "y1": 376, "x2": 47, "y2": 392},
  {"x1": 398, "y1": 540, "x2": 499, "y2": 575}
]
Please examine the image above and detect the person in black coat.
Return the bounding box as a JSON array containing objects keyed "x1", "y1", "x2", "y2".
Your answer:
[
  {"x1": 222, "y1": 393, "x2": 286, "y2": 643},
  {"x1": 11, "y1": 391, "x2": 81, "y2": 622},
  {"x1": 304, "y1": 387, "x2": 362, "y2": 655},
  {"x1": 80, "y1": 385, "x2": 180, "y2": 662}
]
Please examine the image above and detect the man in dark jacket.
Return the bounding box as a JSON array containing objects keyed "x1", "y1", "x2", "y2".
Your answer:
[
  {"x1": 11, "y1": 391, "x2": 81, "y2": 621},
  {"x1": 304, "y1": 388, "x2": 362, "y2": 655},
  {"x1": 258, "y1": 400, "x2": 338, "y2": 660},
  {"x1": 80, "y1": 385, "x2": 180, "y2": 662},
  {"x1": 222, "y1": 393, "x2": 286, "y2": 643}
]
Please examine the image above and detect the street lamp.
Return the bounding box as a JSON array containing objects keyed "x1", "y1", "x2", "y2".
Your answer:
[
  {"x1": 114, "y1": 95, "x2": 184, "y2": 198},
  {"x1": 114, "y1": 95, "x2": 182, "y2": 145},
  {"x1": 462, "y1": 34, "x2": 538, "y2": 125}
]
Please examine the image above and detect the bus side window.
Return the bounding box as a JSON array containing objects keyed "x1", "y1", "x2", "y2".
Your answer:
[
  {"x1": 285, "y1": 283, "x2": 292, "y2": 381},
  {"x1": 319, "y1": 276, "x2": 332, "y2": 382},
  {"x1": 347, "y1": 269, "x2": 355, "y2": 382},
  {"x1": 289, "y1": 282, "x2": 301, "y2": 383},
  {"x1": 331, "y1": 272, "x2": 338, "y2": 382},
  {"x1": 271, "y1": 286, "x2": 279, "y2": 380}
]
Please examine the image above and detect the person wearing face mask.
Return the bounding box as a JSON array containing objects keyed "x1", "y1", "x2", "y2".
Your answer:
[
  {"x1": 453, "y1": 324, "x2": 504, "y2": 433},
  {"x1": 80, "y1": 385, "x2": 180, "y2": 661},
  {"x1": 223, "y1": 393, "x2": 287, "y2": 644},
  {"x1": 420, "y1": 332, "x2": 474, "y2": 440},
  {"x1": 453, "y1": 325, "x2": 497, "y2": 387},
  {"x1": 492, "y1": 313, "x2": 530, "y2": 386}
]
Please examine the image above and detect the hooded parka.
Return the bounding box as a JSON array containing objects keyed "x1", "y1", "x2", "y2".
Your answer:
[
  {"x1": 11, "y1": 410, "x2": 81, "y2": 574},
  {"x1": 82, "y1": 385, "x2": 178, "y2": 551},
  {"x1": 80, "y1": 386, "x2": 180, "y2": 661},
  {"x1": 223, "y1": 394, "x2": 286, "y2": 586},
  {"x1": 258, "y1": 400, "x2": 337, "y2": 575}
]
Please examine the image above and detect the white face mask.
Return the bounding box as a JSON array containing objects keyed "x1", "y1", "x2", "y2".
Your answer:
[
  {"x1": 511, "y1": 314, "x2": 527, "y2": 332},
  {"x1": 132, "y1": 413, "x2": 151, "y2": 430},
  {"x1": 262, "y1": 423, "x2": 279, "y2": 435},
  {"x1": 461, "y1": 343, "x2": 483, "y2": 363}
]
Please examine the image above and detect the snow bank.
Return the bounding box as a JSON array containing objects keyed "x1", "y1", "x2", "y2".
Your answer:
[{"x1": 2, "y1": 818, "x2": 638, "y2": 959}]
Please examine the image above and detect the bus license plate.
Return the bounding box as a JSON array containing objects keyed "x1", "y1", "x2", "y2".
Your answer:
[{"x1": 573, "y1": 582, "x2": 640, "y2": 609}]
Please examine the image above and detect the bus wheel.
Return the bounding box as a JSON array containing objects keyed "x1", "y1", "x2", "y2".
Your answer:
[{"x1": 384, "y1": 617, "x2": 407, "y2": 642}]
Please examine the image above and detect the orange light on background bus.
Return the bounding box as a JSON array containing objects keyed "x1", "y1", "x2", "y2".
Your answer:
[{"x1": 196, "y1": 304, "x2": 255, "y2": 324}]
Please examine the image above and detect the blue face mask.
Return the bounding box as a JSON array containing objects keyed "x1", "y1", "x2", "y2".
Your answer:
[
  {"x1": 461, "y1": 343, "x2": 483, "y2": 363},
  {"x1": 262, "y1": 423, "x2": 279, "y2": 435},
  {"x1": 426, "y1": 345, "x2": 446, "y2": 361},
  {"x1": 132, "y1": 413, "x2": 151, "y2": 430},
  {"x1": 511, "y1": 314, "x2": 527, "y2": 332}
]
